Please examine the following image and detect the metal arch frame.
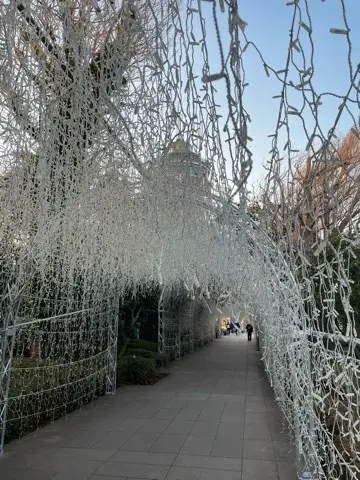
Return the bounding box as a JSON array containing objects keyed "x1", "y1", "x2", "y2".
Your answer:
[
  {"x1": 0, "y1": 321, "x2": 16, "y2": 456},
  {"x1": 205, "y1": 196, "x2": 318, "y2": 479},
  {"x1": 0, "y1": 279, "x2": 24, "y2": 456},
  {"x1": 189, "y1": 300, "x2": 195, "y2": 353},
  {"x1": 157, "y1": 286, "x2": 165, "y2": 355},
  {"x1": 158, "y1": 287, "x2": 214, "y2": 359},
  {"x1": 106, "y1": 300, "x2": 120, "y2": 395},
  {"x1": 1, "y1": 300, "x2": 118, "y2": 454},
  {"x1": 153, "y1": 193, "x2": 316, "y2": 478},
  {"x1": 231, "y1": 204, "x2": 318, "y2": 480}
]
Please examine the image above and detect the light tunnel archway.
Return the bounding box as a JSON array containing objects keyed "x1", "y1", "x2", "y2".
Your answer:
[
  {"x1": 0, "y1": 1, "x2": 359, "y2": 478},
  {"x1": 153, "y1": 198, "x2": 337, "y2": 480}
]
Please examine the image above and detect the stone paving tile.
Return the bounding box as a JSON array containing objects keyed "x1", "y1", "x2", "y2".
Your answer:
[
  {"x1": 267, "y1": 417, "x2": 292, "y2": 442},
  {"x1": 164, "y1": 398, "x2": 189, "y2": 409},
  {"x1": 223, "y1": 400, "x2": 246, "y2": 412},
  {"x1": 245, "y1": 386, "x2": 264, "y2": 396},
  {"x1": 205, "y1": 397, "x2": 227, "y2": 406},
  {"x1": 221, "y1": 410, "x2": 245, "y2": 423},
  {"x1": 51, "y1": 473, "x2": 92, "y2": 480},
  {"x1": 60, "y1": 429, "x2": 108, "y2": 449},
  {"x1": 273, "y1": 441, "x2": 296, "y2": 462},
  {"x1": 242, "y1": 459, "x2": 279, "y2": 480},
  {"x1": 9, "y1": 428, "x2": 75, "y2": 450},
  {"x1": 267, "y1": 412, "x2": 285, "y2": 427},
  {"x1": 166, "y1": 466, "x2": 241, "y2": 480},
  {"x1": 228, "y1": 385, "x2": 248, "y2": 395},
  {"x1": 210, "y1": 393, "x2": 245, "y2": 402},
  {"x1": 199, "y1": 376, "x2": 219, "y2": 387},
  {"x1": 90, "y1": 476, "x2": 127, "y2": 480},
  {"x1": 131, "y1": 398, "x2": 169, "y2": 409},
  {"x1": 217, "y1": 420, "x2": 245, "y2": 438},
  {"x1": 0, "y1": 336, "x2": 297, "y2": 480},
  {"x1": 244, "y1": 413, "x2": 272, "y2": 440},
  {"x1": 243, "y1": 439, "x2": 275, "y2": 461},
  {"x1": 149, "y1": 433, "x2": 187, "y2": 454},
  {"x1": 116, "y1": 417, "x2": 148, "y2": 432},
  {"x1": 277, "y1": 461, "x2": 297, "y2": 479},
  {"x1": 245, "y1": 396, "x2": 266, "y2": 413},
  {"x1": 92, "y1": 430, "x2": 135, "y2": 449},
  {"x1": 36, "y1": 426, "x2": 97, "y2": 448},
  {"x1": 190, "y1": 420, "x2": 219, "y2": 436},
  {"x1": 138, "y1": 418, "x2": 172, "y2": 434},
  {"x1": 38, "y1": 458, "x2": 104, "y2": 474},
  {"x1": 69, "y1": 414, "x2": 125, "y2": 431},
  {"x1": 94, "y1": 461, "x2": 170, "y2": 479},
  {"x1": 179, "y1": 402, "x2": 204, "y2": 413},
  {"x1": 129, "y1": 407, "x2": 159, "y2": 419},
  {"x1": 176, "y1": 394, "x2": 209, "y2": 400},
  {"x1": 197, "y1": 410, "x2": 224, "y2": 422},
  {"x1": 174, "y1": 409, "x2": 200, "y2": 421},
  {"x1": 0, "y1": 468, "x2": 56, "y2": 480},
  {"x1": 110, "y1": 451, "x2": 176, "y2": 465},
  {"x1": 211, "y1": 436, "x2": 243, "y2": 458},
  {"x1": 174, "y1": 453, "x2": 242, "y2": 471},
  {"x1": 153, "y1": 408, "x2": 182, "y2": 419},
  {"x1": 119, "y1": 431, "x2": 161, "y2": 452},
  {"x1": 40, "y1": 446, "x2": 116, "y2": 461},
  {"x1": 245, "y1": 412, "x2": 270, "y2": 431},
  {"x1": 165, "y1": 419, "x2": 195, "y2": 435},
  {"x1": 180, "y1": 435, "x2": 215, "y2": 456},
  {"x1": 244, "y1": 423, "x2": 272, "y2": 440},
  {"x1": 0, "y1": 449, "x2": 104, "y2": 473}
]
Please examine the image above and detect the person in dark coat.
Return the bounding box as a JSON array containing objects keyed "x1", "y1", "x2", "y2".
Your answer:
[
  {"x1": 226, "y1": 321, "x2": 231, "y2": 336},
  {"x1": 246, "y1": 323, "x2": 253, "y2": 342}
]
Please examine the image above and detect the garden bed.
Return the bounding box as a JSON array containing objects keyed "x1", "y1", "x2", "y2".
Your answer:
[{"x1": 5, "y1": 339, "x2": 169, "y2": 444}]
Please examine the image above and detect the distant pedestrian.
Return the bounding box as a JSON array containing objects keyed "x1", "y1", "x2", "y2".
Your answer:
[
  {"x1": 226, "y1": 322, "x2": 231, "y2": 336},
  {"x1": 246, "y1": 323, "x2": 253, "y2": 342},
  {"x1": 215, "y1": 319, "x2": 220, "y2": 338}
]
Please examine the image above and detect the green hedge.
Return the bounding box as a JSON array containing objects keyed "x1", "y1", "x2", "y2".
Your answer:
[
  {"x1": 117, "y1": 356, "x2": 158, "y2": 385},
  {"x1": 5, "y1": 355, "x2": 106, "y2": 443},
  {"x1": 124, "y1": 348, "x2": 169, "y2": 368},
  {"x1": 127, "y1": 339, "x2": 158, "y2": 352},
  {"x1": 5, "y1": 340, "x2": 164, "y2": 442}
]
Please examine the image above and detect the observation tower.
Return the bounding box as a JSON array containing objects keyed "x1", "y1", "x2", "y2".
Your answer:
[{"x1": 155, "y1": 139, "x2": 212, "y2": 194}]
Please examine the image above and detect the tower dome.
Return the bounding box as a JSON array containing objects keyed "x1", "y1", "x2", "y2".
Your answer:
[{"x1": 157, "y1": 139, "x2": 211, "y2": 190}]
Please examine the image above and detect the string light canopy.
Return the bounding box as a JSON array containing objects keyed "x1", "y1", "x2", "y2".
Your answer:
[{"x1": 0, "y1": 1, "x2": 359, "y2": 478}]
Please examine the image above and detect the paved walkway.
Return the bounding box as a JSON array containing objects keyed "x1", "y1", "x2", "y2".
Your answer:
[{"x1": 0, "y1": 335, "x2": 297, "y2": 480}]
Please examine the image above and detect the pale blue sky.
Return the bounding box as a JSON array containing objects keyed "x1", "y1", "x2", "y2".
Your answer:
[{"x1": 193, "y1": 0, "x2": 360, "y2": 185}]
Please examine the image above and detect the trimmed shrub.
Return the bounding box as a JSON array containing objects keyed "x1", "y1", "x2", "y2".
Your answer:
[
  {"x1": 123, "y1": 323, "x2": 139, "y2": 341},
  {"x1": 127, "y1": 339, "x2": 158, "y2": 352},
  {"x1": 6, "y1": 356, "x2": 106, "y2": 444},
  {"x1": 124, "y1": 348, "x2": 169, "y2": 368},
  {"x1": 117, "y1": 329, "x2": 127, "y2": 352},
  {"x1": 117, "y1": 356, "x2": 158, "y2": 385}
]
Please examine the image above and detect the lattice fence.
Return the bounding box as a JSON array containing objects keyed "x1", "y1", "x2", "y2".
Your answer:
[
  {"x1": 158, "y1": 288, "x2": 215, "y2": 360},
  {"x1": 1, "y1": 297, "x2": 118, "y2": 451}
]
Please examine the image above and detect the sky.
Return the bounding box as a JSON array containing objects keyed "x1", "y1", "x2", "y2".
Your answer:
[{"x1": 194, "y1": 0, "x2": 360, "y2": 186}]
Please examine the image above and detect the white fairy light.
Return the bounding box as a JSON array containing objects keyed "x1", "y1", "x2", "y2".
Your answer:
[{"x1": 0, "y1": 1, "x2": 359, "y2": 478}]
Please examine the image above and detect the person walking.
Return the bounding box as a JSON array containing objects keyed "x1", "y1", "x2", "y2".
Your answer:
[
  {"x1": 215, "y1": 318, "x2": 220, "y2": 338},
  {"x1": 230, "y1": 316, "x2": 238, "y2": 335},
  {"x1": 226, "y1": 321, "x2": 231, "y2": 336},
  {"x1": 246, "y1": 323, "x2": 253, "y2": 342}
]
